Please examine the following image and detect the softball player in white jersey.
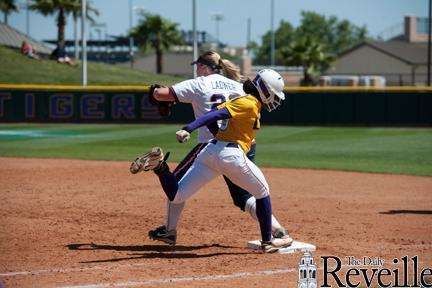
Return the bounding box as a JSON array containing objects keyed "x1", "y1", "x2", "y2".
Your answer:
[
  {"x1": 132, "y1": 69, "x2": 293, "y2": 253},
  {"x1": 146, "y1": 52, "x2": 287, "y2": 245}
]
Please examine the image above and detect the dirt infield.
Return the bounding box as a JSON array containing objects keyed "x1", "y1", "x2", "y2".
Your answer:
[{"x1": 1, "y1": 157, "x2": 431, "y2": 288}]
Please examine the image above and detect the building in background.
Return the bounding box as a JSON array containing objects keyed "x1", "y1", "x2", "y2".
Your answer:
[
  {"x1": 44, "y1": 35, "x2": 132, "y2": 64},
  {"x1": 41, "y1": 26, "x2": 302, "y2": 83},
  {"x1": 325, "y1": 16, "x2": 430, "y2": 86},
  {"x1": 318, "y1": 75, "x2": 386, "y2": 87},
  {"x1": 120, "y1": 45, "x2": 253, "y2": 78},
  {"x1": 43, "y1": 29, "x2": 237, "y2": 78}
]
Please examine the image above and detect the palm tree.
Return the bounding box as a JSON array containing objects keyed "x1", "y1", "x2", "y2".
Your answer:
[
  {"x1": 281, "y1": 37, "x2": 335, "y2": 86},
  {"x1": 0, "y1": 0, "x2": 18, "y2": 24},
  {"x1": 130, "y1": 12, "x2": 184, "y2": 74},
  {"x1": 30, "y1": 0, "x2": 97, "y2": 49}
]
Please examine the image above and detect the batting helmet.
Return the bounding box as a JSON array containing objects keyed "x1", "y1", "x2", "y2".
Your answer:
[{"x1": 252, "y1": 69, "x2": 285, "y2": 112}]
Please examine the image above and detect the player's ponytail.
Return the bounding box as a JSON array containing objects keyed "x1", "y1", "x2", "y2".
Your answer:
[
  {"x1": 218, "y1": 58, "x2": 246, "y2": 83},
  {"x1": 197, "y1": 51, "x2": 246, "y2": 83}
]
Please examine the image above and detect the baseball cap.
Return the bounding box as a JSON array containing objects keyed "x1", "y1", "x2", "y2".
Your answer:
[{"x1": 190, "y1": 56, "x2": 221, "y2": 70}]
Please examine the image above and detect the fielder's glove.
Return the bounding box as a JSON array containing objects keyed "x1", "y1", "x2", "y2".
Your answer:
[
  {"x1": 148, "y1": 84, "x2": 175, "y2": 117},
  {"x1": 176, "y1": 129, "x2": 191, "y2": 143}
]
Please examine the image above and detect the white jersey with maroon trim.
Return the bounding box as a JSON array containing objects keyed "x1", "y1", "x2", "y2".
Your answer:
[{"x1": 171, "y1": 73, "x2": 244, "y2": 143}]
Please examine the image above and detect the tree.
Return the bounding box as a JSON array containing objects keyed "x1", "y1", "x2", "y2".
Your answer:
[
  {"x1": 251, "y1": 20, "x2": 295, "y2": 65},
  {"x1": 30, "y1": 0, "x2": 98, "y2": 48},
  {"x1": 251, "y1": 11, "x2": 367, "y2": 85},
  {"x1": 295, "y1": 11, "x2": 367, "y2": 54},
  {"x1": 130, "y1": 12, "x2": 184, "y2": 74},
  {"x1": 0, "y1": 0, "x2": 18, "y2": 24},
  {"x1": 281, "y1": 36, "x2": 335, "y2": 86},
  {"x1": 252, "y1": 11, "x2": 367, "y2": 67}
]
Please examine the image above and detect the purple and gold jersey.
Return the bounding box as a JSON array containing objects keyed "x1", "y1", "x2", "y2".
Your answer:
[{"x1": 216, "y1": 95, "x2": 261, "y2": 153}]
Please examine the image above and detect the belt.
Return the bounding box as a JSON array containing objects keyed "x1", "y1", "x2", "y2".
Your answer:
[{"x1": 210, "y1": 139, "x2": 239, "y2": 148}]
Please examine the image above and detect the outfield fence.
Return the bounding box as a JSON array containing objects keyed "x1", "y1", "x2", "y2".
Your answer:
[{"x1": 0, "y1": 85, "x2": 431, "y2": 126}]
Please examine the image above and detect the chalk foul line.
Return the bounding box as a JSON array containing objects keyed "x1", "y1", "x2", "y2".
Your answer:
[
  {"x1": 58, "y1": 268, "x2": 297, "y2": 288},
  {"x1": 0, "y1": 262, "x2": 155, "y2": 277}
]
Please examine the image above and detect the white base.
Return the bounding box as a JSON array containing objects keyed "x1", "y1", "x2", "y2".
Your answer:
[{"x1": 247, "y1": 240, "x2": 316, "y2": 254}]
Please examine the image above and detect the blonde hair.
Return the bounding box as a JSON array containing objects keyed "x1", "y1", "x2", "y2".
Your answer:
[{"x1": 199, "y1": 51, "x2": 246, "y2": 82}]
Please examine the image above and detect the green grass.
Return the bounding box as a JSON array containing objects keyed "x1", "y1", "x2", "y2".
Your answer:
[
  {"x1": 0, "y1": 124, "x2": 431, "y2": 177},
  {"x1": 257, "y1": 126, "x2": 432, "y2": 176},
  {"x1": 0, "y1": 46, "x2": 184, "y2": 85}
]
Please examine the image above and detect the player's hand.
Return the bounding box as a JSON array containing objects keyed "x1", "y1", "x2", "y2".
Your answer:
[{"x1": 176, "y1": 129, "x2": 190, "y2": 143}]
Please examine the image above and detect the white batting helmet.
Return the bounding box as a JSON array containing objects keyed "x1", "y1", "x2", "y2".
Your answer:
[{"x1": 252, "y1": 69, "x2": 285, "y2": 112}]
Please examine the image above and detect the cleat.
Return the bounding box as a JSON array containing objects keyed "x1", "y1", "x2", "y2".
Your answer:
[
  {"x1": 272, "y1": 227, "x2": 290, "y2": 239},
  {"x1": 261, "y1": 236, "x2": 294, "y2": 253},
  {"x1": 130, "y1": 147, "x2": 164, "y2": 174},
  {"x1": 148, "y1": 225, "x2": 177, "y2": 245}
]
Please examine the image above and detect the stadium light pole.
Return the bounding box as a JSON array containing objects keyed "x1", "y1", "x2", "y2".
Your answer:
[
  {"x1": 193, "y1": 0, "x2": 198, "y2": 78},
  {"x1": 74, "y1": 12, "x2": 79, "y2": 60},
  {"x1": 129, "y1": 0, "x2": 134, "y2": 69},
  {"x1": 247, "y1": 17, "x2": 251, "y2": 55},
  {"x1": 211, "y1": 12, "x2": 224, "y2": 44},
  {"x1": 428, "y1": 0, "x2": 431, "y2": 86},
  {"x1": 18, "y1": 0, "x2": 30, "y2": 35},
  {"x1": 81, "y1": 0, "x2": 87, "y2": 86},
  {"x1": 270, "y1": 0, "x2": 275, "y2": 67}
]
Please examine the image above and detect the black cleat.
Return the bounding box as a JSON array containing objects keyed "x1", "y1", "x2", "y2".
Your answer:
[{"x1": 148, "y1": 225, "x2": 177, "y2": 245}]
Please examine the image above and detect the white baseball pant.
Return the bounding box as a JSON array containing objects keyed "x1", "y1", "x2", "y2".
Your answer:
[{"x1": 171, "y1": 140, "x2": 270, "y2": 204}]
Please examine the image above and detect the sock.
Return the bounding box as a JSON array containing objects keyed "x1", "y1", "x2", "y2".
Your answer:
[
  {"x1": 166, "y1": 201, "x2": 185, "y2": 231},
  {"x1": 156, "y1": 164, "x2": 178, "y2": 202},
  {"x1": 245, "y1": 197, "x2": 283, "y2": 232},
  {"x1": 255, "y1": 196, "x2": 273, "y2": 242},
  {"x1": 245, "y1": 197, "x2": 258, "y2": 221}
]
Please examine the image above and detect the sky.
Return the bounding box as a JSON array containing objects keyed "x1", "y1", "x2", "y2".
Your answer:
[{"x1": 7, "y1": 0, "x2": 428, "y2": 47}]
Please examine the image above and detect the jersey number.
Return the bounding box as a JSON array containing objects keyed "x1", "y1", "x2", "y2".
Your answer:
[
  {"x1": 210, "y1": 93, "x2": 238, "y2": 131},
  {"x1": 210, "y1": 93, "x2": 238, "y2": 110},
  {"x1": 211, "y1": 93, "x2": 260, "y2": 131}
]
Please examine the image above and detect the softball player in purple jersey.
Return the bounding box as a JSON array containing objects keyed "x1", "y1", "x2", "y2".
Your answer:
[
  {"x1": 143, "y1": 51, "x2": 288, "y2": 245},
  {"x1": 131, "y1": 69, "x2": 293, "y2": 253}
]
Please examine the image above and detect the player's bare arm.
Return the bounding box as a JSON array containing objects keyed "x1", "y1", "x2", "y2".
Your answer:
[{"x1": 154, "y1": 87, "x2": 176, "y2": 102}]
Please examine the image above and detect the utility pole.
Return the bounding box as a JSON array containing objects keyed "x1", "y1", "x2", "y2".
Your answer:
[
  {"x1": 129, "y1": 0, "x2": 134, "y2": 69},
  {"x1": 428, "y1": 0, "x2": 431, "y2": 86},
  {"x1": 193, "y1": 0, "x2": 197, "y2": 78},
  {"x1": 270, "y1": 0, "x2": 275, "y2": 67},
  {"x1": 74, "y1": 12, "x2": 79, "y2": 60},
  {"x1": 81, "y1": 0, "x2": 87, "y2": 86},
  {"x1": 247, "y1": 17, "x2": 251, "y2": 55}
]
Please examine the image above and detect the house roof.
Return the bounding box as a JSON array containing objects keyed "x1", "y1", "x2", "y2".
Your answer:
[
  {"x1": 339, "y1": 39, "x2": 429, "y2": 66},
  {"x1": 0, "y1": 22, "x2": 52, "y2": 55}
]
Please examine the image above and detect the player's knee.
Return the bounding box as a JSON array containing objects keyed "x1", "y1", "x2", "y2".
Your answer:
[
  {"x1": 253, "y1": 185, "x2": 270, "y2": 200},
  {"x1": 256, "y1": 191, "x2": 270, "y2": 199}
]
